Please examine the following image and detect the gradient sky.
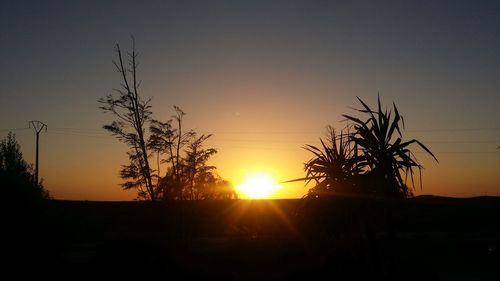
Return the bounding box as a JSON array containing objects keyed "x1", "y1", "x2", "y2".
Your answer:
[{"x1": 1, "y1": 0, "x2": 499, "y2": 200}]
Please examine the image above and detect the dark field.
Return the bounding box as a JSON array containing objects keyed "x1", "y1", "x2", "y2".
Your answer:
[{"x1": 8, "y1": 196, "x2": 500, "y2": 280}]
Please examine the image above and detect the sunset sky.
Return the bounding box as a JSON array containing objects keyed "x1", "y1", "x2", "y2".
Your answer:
[{"x1": 1, "y1": 0, "x2": 499, "y2": 200}]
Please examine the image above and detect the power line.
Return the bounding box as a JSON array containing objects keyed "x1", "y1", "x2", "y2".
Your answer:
[
  {"x1": 51, "y1": 127, "x2": 107, "y2": 133},
  {"x1": 0, "y1": 127, "x2": 30, "y2": 132},
  {"x1": 407, "y1": 127, "x2": 500, "y2": 132},
  {"x1": 209, "y1": 144, "x2": 500, "y2": 154},
  {"x1": 416, "y1": 151, "x2": 500, "y2": 155},
  {"x1": 2, "y1": 126, "x2": 500, "y2": 135},
  {"x1": 207, "y1": 127, "x2": 500, "y2": 134},
  {"x1": 46, "y1": 131, "x2": 110, "y2": 139},
  {"x1": 209, "y1": 138, "x2": 499, "y2": 144},
  {"x1": 2, "y1": 125, "x2": 499, "y2": 153}
]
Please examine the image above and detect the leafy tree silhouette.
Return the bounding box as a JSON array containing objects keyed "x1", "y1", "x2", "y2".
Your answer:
[
  {"x1": 99, "y1": 37, "x2": 158, "y2": 200},
  {"x1": 99, "y1": 37, "x2": 234, "y2": 201},
  {"x1": 4, "y1": 133, "x2": 50, "y2": 278},
  {"x1": 202, "y1": 179, "x2": 238, "y2": 200},
  {"x1": 183, "y1": 134, "x2": 218, "y2": 199},
  {"x1": 150, "y1": 107, "x2": 236, "y2": 200},
  {"x1": 99, "y1": 39, "x2": 234, "y2": 201},
  {"x1": 2, "y1": 132, "x2": 50, "y2": 203},
  {"x1": 149, "y1": 106, "x2": 194, "y2": 200}
]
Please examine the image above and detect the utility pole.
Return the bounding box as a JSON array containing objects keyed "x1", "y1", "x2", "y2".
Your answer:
[{"x1": 29, "y1": 121, "x2": 47, "y2": 184}]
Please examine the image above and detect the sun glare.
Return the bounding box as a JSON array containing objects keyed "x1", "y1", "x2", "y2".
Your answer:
[{"x1": 236, "y1": 172, "x2": 282, "y2": 199}]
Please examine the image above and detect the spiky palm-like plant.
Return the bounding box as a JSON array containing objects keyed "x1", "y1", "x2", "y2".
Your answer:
[
  {"x1": 343, "y1": 96, "x2": 437, "y2": 198},
  {"x1": 299, "y1": 126, "x2": 363, "y2": 198}
]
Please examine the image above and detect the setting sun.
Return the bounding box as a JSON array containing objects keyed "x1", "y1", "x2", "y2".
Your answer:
[{"x1": 236, "y1": 172, "x2": 282, "y2": 199}]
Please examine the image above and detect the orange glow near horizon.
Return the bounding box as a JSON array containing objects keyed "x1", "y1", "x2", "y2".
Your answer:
[{"x1": 236, "y1": 172, "x2": 283, "y2": 199}]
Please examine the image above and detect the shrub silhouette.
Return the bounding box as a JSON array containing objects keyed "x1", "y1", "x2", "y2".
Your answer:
[
  {"x1": 299, "y1": 125, "x2": 362, "y2": 198},
  {"x1": 297, "y1": 96, "x2": 437, "y2": 198},
  {"x1": 292, "y1": 96, "x2": 439, "y2": 278},
  {"x1": 343, "y1": 96, "x2": 437, "y2": 198}
]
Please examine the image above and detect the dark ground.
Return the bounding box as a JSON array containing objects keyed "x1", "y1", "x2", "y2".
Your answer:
[{"x1": 7, "y1": 196, "x2": 500, "y2": 280}]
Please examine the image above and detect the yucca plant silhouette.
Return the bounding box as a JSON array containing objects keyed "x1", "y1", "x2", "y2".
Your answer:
[
  {"x1": 343, "y1": 96, "x2": 438, "y2": 198},
  {"x1": 299, "y1": 126, "x2": 362, "y2": 198},
  {"x1": 287, "y1": 96, "x2": 438, "y2": 278}
]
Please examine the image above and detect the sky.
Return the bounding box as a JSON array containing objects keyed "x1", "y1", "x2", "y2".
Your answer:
[{"x1": 1, "y1": 0, "x2": 499, "y2": 200}]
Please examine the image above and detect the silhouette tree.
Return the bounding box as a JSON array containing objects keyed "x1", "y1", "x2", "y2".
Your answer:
[
  {"x1": 203, "y1": 179, "x2": 238, "y2": 200},
  {"x1": 99, "y1": 38, "x2": 158, "y2": 200},
  {"x1": 149, "y1": 106, "x2": 195, "y2": 199},
  {"x1": 1, "y1": 132, "x2": 49, "y2": 202},
  {"x1": 150, "y1": 108, "x2": 235, "y2": 200},
  {"x1": 183, "y1": 134, "x2": 218, "y2": 200},
  {"x1": 100, "y1": 39, "x2": 233, "y2": 200}
]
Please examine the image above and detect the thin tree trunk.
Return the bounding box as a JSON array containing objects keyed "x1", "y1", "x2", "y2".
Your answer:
[{"x1": 116, "y1": 43, "x2": 155, "y2": 201}]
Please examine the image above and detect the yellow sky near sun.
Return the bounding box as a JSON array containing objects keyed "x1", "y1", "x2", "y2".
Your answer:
[
  {"x1": 5, "y1": 123, "x2": 500, "y2": 201},
  {"x1": 11, "y1": 122, "x2": 498, "y2": 201},
  {"x1": 4, "y1": 86, "x2": 499, "y2": 201}
]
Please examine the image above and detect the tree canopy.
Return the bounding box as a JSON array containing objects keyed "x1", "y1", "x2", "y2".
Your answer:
[
  {"x1": 100, "y1": 39, "x2": 236, "y2": 201},
  {"x1": 1, "y1": 132, "x2": 50, "y2": 202}
]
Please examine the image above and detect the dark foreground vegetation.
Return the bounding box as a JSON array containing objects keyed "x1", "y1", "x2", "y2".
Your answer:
[{"x1": 8, "y1": 196, "x2": 500, "y2": 280}]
